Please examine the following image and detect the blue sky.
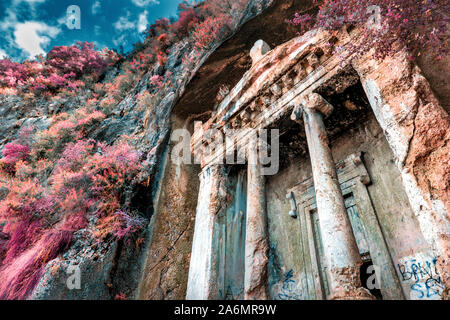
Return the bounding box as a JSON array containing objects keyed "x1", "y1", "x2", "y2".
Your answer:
[{"x1": 0, "y1": 0, "x2": 186, "y2": 61}]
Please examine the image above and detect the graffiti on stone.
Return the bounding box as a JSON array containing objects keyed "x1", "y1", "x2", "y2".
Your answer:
[
  {"x1": 397, "y1": 256, "x2": 443, "y2": 300},
  {"x1": 275, "y1": 269, "x2": 302, "y2": 300}
]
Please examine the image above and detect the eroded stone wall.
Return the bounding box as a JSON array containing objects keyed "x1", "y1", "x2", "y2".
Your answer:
[
  {"x1": 353, "y1": 51, "x2": 450, "y2": 297},
  {"x1": 266, "y1": 113, "x2": 442, "y2": 300},
  {"x1": 137, "y1": 116, "x2": 200, "y2": 300}
]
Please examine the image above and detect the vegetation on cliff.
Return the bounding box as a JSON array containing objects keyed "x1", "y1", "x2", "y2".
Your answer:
[
  {"x1": 288, "y1": 0, "x2": 449, "y2": 61},
  {"x1": 0, "y1": 0, "x2": 253, "y2": 300}
]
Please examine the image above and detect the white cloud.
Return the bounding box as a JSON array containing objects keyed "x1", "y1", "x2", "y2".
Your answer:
[
  {"x1": 1, "y1": 8, "x2": 18, "y2": 31},
  {"x1": 0, "y1": 1, "x2": 58, "y2": 60},
  {"x1": 56, "y1": 14, "x2": 66, "y2": 26},
  {"x1": 113, "y1": 34, "x2": 127, "y2": 47},
  {"x1": 13, "y1": 22, "x2": 60, "y2": 58},
  {"x1": 132, "y1": 0, "x2": 160, "y2": 7},
  {"x1": 0, "y1": 49, "x2": 8, "y2": 59},
  {"x1": 114, "y1": 12, "x2": 135, "y2": 31},
  {"x1": 92, "y1": 1, "x2": 101, "y2": 15},
  {"x1": 138, "y1": 10, "x2": 148, "y2": 33}
]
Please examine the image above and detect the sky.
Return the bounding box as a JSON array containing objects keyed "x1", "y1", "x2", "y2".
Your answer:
[{"x1": 0, "y1": 0, "x2": 186, "y2": 61}]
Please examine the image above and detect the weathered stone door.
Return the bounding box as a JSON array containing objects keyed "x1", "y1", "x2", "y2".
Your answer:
[
  {"x1": 289, "y1": 153, "x2": 403, "y2": 300},
  {"x1": 216, "y1": 170, "x2": 247, "y2": 299},
  {"x1": 308, "y1": 194, "x2": 378, "y2": 298}
]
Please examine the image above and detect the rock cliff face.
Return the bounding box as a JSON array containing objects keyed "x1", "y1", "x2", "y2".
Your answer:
[{"x1": 25, "y1": 0, "x2": 282, "y2": 300}]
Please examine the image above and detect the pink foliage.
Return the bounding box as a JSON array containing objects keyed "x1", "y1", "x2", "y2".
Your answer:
[
  {"x1": 55, "y1": 140, "x2": 95, "y2": 172},
  {"x1": 46, "y1": 42, "x2": 107, "y2": 77},
  {"x1": 288, "y1": 0, "x2": 449, "y2": 60},
  {"x1": 113, "y1": 210, "x2": 146, "y2": 240},
  {"x1": 0, "y1": 42, "x2": 119, "y2": 94},
  {"x1": 150, "y1": 75, "x2": 164, "y2": 88},
  {"x1": 2, "y1": 220, "x2": 41, "y2": 265},
  {"x1": 58, "y1": 189, "x2": 91, "y2": 231},
  {"x1": 0, "y1": 229, "x2": 72, "y2": 300},
  {"x1": 2, "y1": 143, "x2": 30, "y2": 165},
  {"x1": 146, "y1": 18, "x2": 170, "y2": 38},
  {"x1": 102, "y1": 141, "x2": 141, "y2": 169},
  {"x1": 0, "y1": 124, "x2": 144, "y2": 299},
  {"x1": 192, "y1": 15, "x2": 231, "y2": 51},
  {"x1": 173, "y1": 2, "x2": 201, "y2": 38},
  {"x1": 0, "y1": 59, "x2": 29, "y2": 87},
  {"x1": 0, "y1": 179, "x2": 54, "y2": 228},
  {"x1": 1, "y1": 143, "x2": 30, "y2": 174},
  {"x1": 75, "y1": 109, "x2": 105, "y2": 127}
]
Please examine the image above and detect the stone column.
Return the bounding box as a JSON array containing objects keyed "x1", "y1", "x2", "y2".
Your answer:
[
  {"x1": 244, "y1": 134, "x2": 269, "y2": 300},
  {"x1": 186, "y1": 165, "x2": 226, "y2": 300},
  {"x1": 292, "y1": 93, "x2": 373, "y2": 300}
]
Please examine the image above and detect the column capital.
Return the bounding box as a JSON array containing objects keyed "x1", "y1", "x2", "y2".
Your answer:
[
  {"x1": 307, "y1": 93, "x2": 334, "y2": 117},
  {"x1": 290, "y1": 93, "x2": 334, "y2": 123}
]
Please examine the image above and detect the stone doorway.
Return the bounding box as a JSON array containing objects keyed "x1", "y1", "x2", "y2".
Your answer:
[
  {"x1": 216, "y1": 169, "x2": 247, "y2": 300},
  {"x1": 287, "y1": 152, "x2": 390, "y2": 300},
  {"x1": 293, "y1": 182, "x2": 385, "y2": 300},
  {"x1": 360, "y1": 260, "x2": 383, "y2": 300}
]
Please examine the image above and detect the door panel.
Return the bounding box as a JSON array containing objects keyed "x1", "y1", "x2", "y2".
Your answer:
[
  {"x1": 289, "y1": 154, "x2": 404, "y2": 300},
  {"x1": 310, "y1": 208, "x2": 330, "y2": 297},
  {"x1": 344, "y1": 194, "x2": 370, "y2": 259},
  {"x1": 216, "y1": 170, "x2": 247, "y2": 300}
]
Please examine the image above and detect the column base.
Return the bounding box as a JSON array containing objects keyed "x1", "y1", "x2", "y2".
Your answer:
[
  {"x1": 329, "y1": 287, "x2": 375, "y2": 300},
  {"x1": 327, "y1": 266, "x2": 376, "y2": 300}
]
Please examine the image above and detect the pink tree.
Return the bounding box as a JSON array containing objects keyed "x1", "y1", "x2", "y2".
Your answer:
[{"x1": 288, "y1": 0, "x2": 449, "y2": 60}]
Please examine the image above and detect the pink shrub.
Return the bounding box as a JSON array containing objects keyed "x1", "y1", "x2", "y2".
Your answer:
[
  {"x1": 2, "y1": 219, "x2": 41, "y2": 265},
  {"x1": 76, "y1": 109, "x2": 106, "y2": 128},
  {"x1": 112, "y1": 210, "x2": 146, "y2": 240},
  {"x1": 100, "y1": 141, "x2": 142, "y2": 173},
  {"x1": 193, "y1": 16, "x2": 224, "y2": 50},
  {"x1": 0, "y1": 229, "x2": 72, "y2": 300},
  {"x1": 0, "y1": 60, "x2": 23, "y2": 87},
  {"x1": 150, "y1": 75, "x2": 164, "y2": 88},
  {"x1": 58, "y1": 189, "x2": 91, "y2": 231},
  {"x1": 0, "y1": 42, "x2": 117, "y2": 95},
  {"x1": 146, "y1": 18, "x2": 170, "y2": 38},
  {"x1": 1, "y1": 143, "x2": 31, "y2": 175},
  {"x1": 2, "y1": 143, "x2": 30, "y2": 165},
  {"x1": 288, "y1": 0, "x2": 449, "y2": 61},
  {"x1": 55, "y1": 139, "x2": 95, "y2": 172},
  {"x1": 0, "y1": 136, "x2": 144, "y2": 301},
  {"x1": 156, "y1": 50, "x2": 167, "y2": 66},
  {"x1": 173, "y1": 3, "x2": 201, "y2": 38},
  {"x1": 46, "y1": 42, "x2": 107, "y2": 78}
]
